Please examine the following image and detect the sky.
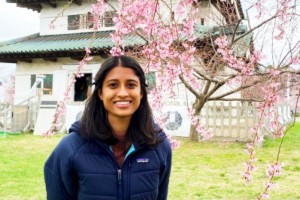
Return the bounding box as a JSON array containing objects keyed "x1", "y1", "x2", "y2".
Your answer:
[
  {"x1": 0, "y1": 1, "x2": 39, "y2": 76},
  {"x1": 0, "y1": 1, "x2": 39, "y2": 42}
]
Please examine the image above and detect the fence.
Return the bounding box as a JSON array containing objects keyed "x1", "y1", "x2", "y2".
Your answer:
[{"x1": 199, "y1": 101, "x2": 292, "y2": 142}]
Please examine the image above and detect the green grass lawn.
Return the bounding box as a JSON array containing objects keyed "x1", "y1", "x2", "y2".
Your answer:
[{"x1": 0, "y1": 123, "x2": 299, "y2": 200}]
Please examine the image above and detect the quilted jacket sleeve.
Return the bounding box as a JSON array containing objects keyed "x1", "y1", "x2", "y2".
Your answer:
[
  {"x1": 44, "y1": 133, "x2": 81, "y2": 200},
  {"x1": 157, "y1": 136, "x2": 172, "y2": 200}
]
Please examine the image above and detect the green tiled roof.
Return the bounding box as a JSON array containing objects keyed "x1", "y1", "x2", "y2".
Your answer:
[
  {"x1": 0, "y1": 25, "x2": 247, "y2": 54},
  {"x1": 0, "y1": 31, "x2": 145, "y2": 54},
  {"x1": 0, "y1": 25, "x2": 249, "y2": 62}
]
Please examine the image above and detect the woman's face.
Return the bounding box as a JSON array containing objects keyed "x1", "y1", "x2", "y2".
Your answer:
[{"x1": 98, "y1": 66, "x2": 143, "y2": 122}]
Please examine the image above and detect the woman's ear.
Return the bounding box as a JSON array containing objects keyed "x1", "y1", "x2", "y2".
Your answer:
[
  {"x1": 98, "y1": 89, "x2": 103, "y2": 100},
  {"x1": 140, "y1": 88, "x2": 144, "y2": 100}
]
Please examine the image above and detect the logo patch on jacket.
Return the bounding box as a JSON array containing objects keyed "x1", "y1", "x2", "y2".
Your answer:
[{"x1": 136, "y1": 158, "x2": 149, "y2": 163}]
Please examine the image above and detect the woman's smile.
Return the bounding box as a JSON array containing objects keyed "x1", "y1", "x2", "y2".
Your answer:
[{"x1": 114, "y1": 100, "x2": 131, "y2": 108}]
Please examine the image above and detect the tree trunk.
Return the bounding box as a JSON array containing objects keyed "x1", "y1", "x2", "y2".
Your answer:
[{"x1": 189, "y1": 99, "x2": 205, "y2": 141}]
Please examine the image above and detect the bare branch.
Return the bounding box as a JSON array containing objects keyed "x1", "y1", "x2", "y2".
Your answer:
[
  {"x1": 209, "y1": 79, "x2": 262, "y2": 100},
  {"x1": 204, "y1": 82, "x2": 225, "y2": 99},
  {"x1": 207, "y1": 98, "x2": 263, "y2": 102},
  {"x1": 230, "y1": 19, "x2": 242, "y2": 44},
  {"x1": 179, "y1": 74, "x2": 202, "y2": 99},
  {"x1": 192, "y1": 67, "x2": 220, "y2": 83},
  {"x1": 233, "y1": 14, "x2": 278, "y2": 44}
]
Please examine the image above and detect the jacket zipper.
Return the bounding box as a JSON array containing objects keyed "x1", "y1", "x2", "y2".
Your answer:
[
  {"x1": 117, "y1": 153, "x2": 133, "y2": 199},
  {"x1": 97, "y1": 142, "x2": 139, "y2": 199},
  {"x1": 117, "y1": 169, "x2": 122, "y2": 185}
]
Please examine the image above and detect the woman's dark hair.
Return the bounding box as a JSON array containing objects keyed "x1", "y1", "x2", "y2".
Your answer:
[{"x1": 80, "y1": 55, "x2": 160, "y2": 145}]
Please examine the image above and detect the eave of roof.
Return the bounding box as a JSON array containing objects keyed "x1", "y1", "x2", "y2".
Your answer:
[
  {"x1": 6, "y1": 0, "x2": 82, "y2": 12},
  {"x1": 0, "y1": 31, "x2": 145, "y2": 62}
]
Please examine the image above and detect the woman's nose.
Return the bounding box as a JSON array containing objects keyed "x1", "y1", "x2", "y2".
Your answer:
[{"x1": 117, "y1": 86, "x2": 129, "y2": 96}]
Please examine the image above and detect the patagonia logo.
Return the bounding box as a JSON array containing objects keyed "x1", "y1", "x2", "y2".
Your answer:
[{"x1": 136, "y1": 158, "x2": 149, "y2": 163}]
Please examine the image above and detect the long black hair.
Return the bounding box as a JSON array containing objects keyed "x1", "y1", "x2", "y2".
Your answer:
[{"x1": 80, "y1": 55, "x2": 160, "y2": 145}]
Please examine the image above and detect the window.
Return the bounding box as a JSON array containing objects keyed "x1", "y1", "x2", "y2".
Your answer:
[
  {"x1": 67, "y1": 11, "x2": 116, "y2": 30},
  {"x1": 31, "y1": 74, "x2": 53, "y2": 95},
  {"x1": 101, "y1": 11, "x2": 117, "y2": 27},
  {"x1": 68, "y1": 13, "x2": 93, "y2": 30}
]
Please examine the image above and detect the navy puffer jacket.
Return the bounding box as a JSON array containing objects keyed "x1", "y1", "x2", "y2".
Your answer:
[{"x1": 44, "y1": 121, "x2": 172, "y2": 200}]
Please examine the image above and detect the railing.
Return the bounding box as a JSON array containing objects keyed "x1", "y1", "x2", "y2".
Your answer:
[
  {"x1": 0, "y1": 103, "x2": 11, "y2": 137},
  {"x1": 0, "y1": 95, "x2": 40, "y2": 134}
]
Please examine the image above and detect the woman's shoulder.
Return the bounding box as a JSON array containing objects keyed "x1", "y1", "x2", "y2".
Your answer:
[
  {"x1": 155, "y1": 130, "x2": 172, "y2": 153},
  {"x1": 44, "y1": 132, "x2": 87, "y2": 173},
  {"x1": 54, "y1": 132, "x2": 86, "y2": 156}
]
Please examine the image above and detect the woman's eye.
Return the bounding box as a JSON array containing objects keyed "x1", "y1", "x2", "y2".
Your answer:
[
  {"x1": 108, "y1": 83, "x2": 117, "y2": 88},
  {"x1": 128, "y1": 83, "x2": 137, "y2": 88}
]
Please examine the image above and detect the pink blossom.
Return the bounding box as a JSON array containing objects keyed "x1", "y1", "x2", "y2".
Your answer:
[
  {"x1": 43, "y1": 130, "x2": 55, "y2": 137},
  {"x1": 265, "y1": 182, "x2": 277, "y2": 190},
  {"x1": 268, "y1": 69, "x2": 281, "y2": 76},
  {"x1": 91, "y1": 0, "x2": 107, "y2": 30},
  {"x1": 85, "y1": 56, "x2": 94, "y2": 62},
  {"x1": 49, "y1": 22, "x2": 55, "y2": 30},
  {"x1": 290, "y1": 56, "x2": 300, "y2": 65},
  {"x1": 110, "y1": 46, "x2": 124, "y2": 56},
  {"x1": 274, "y1": 25, "x2": 285, "y2": 40},
  {"x1": 260, "y1": 193, "x2": 269, "y2": 199},
  {"x1": 215, "y1": 36, "x2": 228, "y2": 49},
  {"x1": 110, "y1": 33, "x2": 123, "y2": 46},
  {"x1": 178, "y1": 0, "x2": 195, "y2": 7},
  {"x1": 250, "y1": 50, "x2": 262, "y2": 64},
  {"x1": 253, "y1": 0, "x2": 267, "y2": 19},
  {"x1": 182, "y1": 19, "x2": 195, "y2": 37},
  {"x1": 266, "y1": 162, "x2": 284, "y2": 178},
  {"x1": 187, "y1": 108, "x2": 213, "y2": 140},
  {"x1": 242, "y1": 171, "x2": 253, "y2": 184},
  {"x1": 167, "y1": 134, "x2": 181, "y2": 150},
  {"x1": 85, "y1": 47, "x2": 91, "y2": 54}
]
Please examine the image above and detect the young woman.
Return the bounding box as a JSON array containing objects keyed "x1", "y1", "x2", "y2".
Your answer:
[{"x1": 44, "y1": 56, "x2": 172, "y2": 200}]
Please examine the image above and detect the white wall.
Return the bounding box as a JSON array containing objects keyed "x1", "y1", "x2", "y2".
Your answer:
[
  {"x1": 15, "y1": 74, "x2": 31, "y2": 99},
  {"x1": 0, "y1": 86, "x2": 4, "y2": 102}
]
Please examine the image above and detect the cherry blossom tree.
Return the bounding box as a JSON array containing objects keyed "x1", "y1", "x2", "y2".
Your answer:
[{"x1": 48, "y1": 0, "x2": 299, "y2": 198}]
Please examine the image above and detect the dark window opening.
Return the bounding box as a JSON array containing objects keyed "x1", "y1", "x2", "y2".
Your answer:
[
  {"x1": 68, "y1": 15, "x2": 80, "y2": 30},
  {"x1": 74, "y1": 74, "x2": 92, "y2": 101},
  {"x1": 201, "y1": 18, "x2": 205, "y2": 25}
]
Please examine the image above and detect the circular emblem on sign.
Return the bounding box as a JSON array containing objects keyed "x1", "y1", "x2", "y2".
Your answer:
[{"x1": 165, "y1": 110, "x2": 182, "y2": 130}]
